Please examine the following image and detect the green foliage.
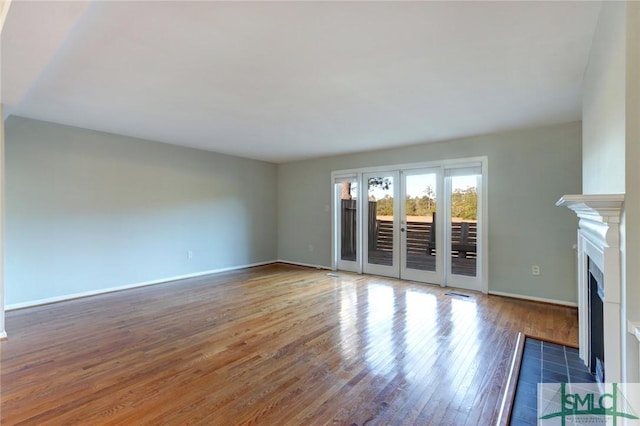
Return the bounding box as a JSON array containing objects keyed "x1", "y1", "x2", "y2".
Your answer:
[
  {"x1": 370, "y1": 185, "x2": 476, "y2": 220},
  {"x1": 405, "y1": 195, "x2": 437, "y2": 216},
  {"x1": 451, "y1": 187, "x2": 477, "y2": 220},
  {"x1": 368, "y1": 177, "x2": 392, "y2": 190},
  {"x1": 376, "y1": 196, "x2": 394, "y2": 216},
  {"x1": 374, "y1": 191, "x2": 438, "y2": 217},
  {"x1": 406, "y1": 183, "x2": 436, "y2": 216}
]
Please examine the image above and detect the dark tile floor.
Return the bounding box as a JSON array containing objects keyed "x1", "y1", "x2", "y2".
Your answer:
[{"x1": 510, "y1": 338, "x2": 596, "y2": 425}]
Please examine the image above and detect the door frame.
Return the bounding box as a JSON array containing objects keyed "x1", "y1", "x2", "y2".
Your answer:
[
  {"x1": 443, "y1": 168, "x2": 484, "y2": 292},
  {"x1": 332, "y1": 174, "x2": 360, "y2": 273},
  {"x1": 362, "y1": 171, "x2": 400, "y2": 279},
  {"x1": 331, "y1": 156, "x2": 488, "y2": 294},
  {"x1": 399, "y1": 167, "x2": 444, "y2": 284}
]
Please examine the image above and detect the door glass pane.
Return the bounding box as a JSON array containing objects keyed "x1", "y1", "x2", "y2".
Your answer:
[
  {"x1": 450, "y1": 175, "x2": 478, "y2": 277},
  {"x1": 339, "y1": 181, "x2": 357, "y2": 262},
  {"x1": 367, "y1": 176, "x2": 394, "y2": 266},
  {"x1": 405, "y1": 173, "x2": 437, "y2": 272}
]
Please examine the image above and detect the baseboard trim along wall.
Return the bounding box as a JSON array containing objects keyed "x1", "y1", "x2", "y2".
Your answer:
[
  {"x1": 489, "y1": 290, "x2": 577, "y2": 307},
  {"x1": 6, "y1": 263, "x2": 576, "y2": 311},
  {"x1": 6, "y1": 260, "x2": 277, "y2": 311},
  {"x1": 275, "y1": 260, "x2": 332, "y2": 270}
]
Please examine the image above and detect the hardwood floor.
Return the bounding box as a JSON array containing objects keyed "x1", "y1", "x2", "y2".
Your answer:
[{"x1": 0, "y1": 264, "x2": 578, "y2": 425}]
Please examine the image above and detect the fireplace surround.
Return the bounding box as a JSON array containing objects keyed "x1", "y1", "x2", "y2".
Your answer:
[{"x1": 557, "y1": 194, "x2": 624, "y2": 383}]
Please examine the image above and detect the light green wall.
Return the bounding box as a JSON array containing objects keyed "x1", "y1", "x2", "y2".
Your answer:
[
  {"x1": 5, "y1": 117, "x2": 583, "y2": 307},
  {"x1": 625, "y1": 0, "x2": 640, "y2": 383},
  {"x1": 278, "y1": 122, "x2": 582, "y2": 303},
  {"x1": 581, "y1": 0, "x2": 640, "y2": 382},
  {"x1": 5, "y1": 116, "x2": 277, "y2": 306},
  {"x1": 582, "y1": 1, "x2": 626, "y2": 194}
]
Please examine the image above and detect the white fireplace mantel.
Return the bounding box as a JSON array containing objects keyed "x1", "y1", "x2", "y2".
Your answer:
[
  {"x1": 557, "y1": 193, "x2": 624, "y2": 382},
  {"x1": 556, "y1": 194, "x2": 624, "y2": 224}
]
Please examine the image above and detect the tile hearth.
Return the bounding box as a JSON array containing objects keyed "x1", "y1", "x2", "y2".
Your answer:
[{"x1": 510, "y1": 338, "x2": 596, "y2": 426}]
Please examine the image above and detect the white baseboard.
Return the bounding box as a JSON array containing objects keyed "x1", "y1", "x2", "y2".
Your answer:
[
  {"x1": 276, "y1": 259, "x2": 332, "y2": 270},
  {"x1": 5, "y1": 260, "x2": 277, "y2": 311},
  {"x1": 489, "y1": 290, "x2": 577, "y2": 307},
  {"x1": 6, "y1": 261, "x2": 575, "y2": 312}
]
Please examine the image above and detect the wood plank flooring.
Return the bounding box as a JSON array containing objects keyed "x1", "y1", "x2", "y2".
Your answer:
[{"x1": 0, "y1": 264, "x2": 578, "y2": 425}]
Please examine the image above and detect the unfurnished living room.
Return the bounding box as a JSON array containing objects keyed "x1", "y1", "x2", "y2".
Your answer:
[{"x1": 0, "y1": 1, "x2": 639, "y2": 425}]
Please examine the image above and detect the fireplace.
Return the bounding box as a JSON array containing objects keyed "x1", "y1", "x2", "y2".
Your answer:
[
  {"x1": 589, "y1": 258, "x2": 605, "y2": 382},
  {"x1": 557, "y1": 194, "x2": 624, "y2": 383}
]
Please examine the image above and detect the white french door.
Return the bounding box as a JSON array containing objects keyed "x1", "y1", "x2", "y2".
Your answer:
[
  {"x1": 399, "y1": 168, "x2": 443, "y2": 284},
  {"x1": 443, "y1": 166, "x2": 482, "y2": 291},
  {"x1": 333, "y1": 175, "x2": 359, "y2": 273},
  {"x1": 362, "y1": 171, "x2": 400, "y2": 278},
  {"x1": 333, "y1": 159, "x2": 486, "y2": 293}
]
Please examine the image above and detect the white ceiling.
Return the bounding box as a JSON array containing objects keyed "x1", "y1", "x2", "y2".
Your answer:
[{"x1": 2, "y1": 1, "x2": 601, "y2": 163}]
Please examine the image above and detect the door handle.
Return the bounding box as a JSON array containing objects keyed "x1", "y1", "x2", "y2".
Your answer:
[{"x1": 401, "y1": 227, "x2": 406, "y2": 232}]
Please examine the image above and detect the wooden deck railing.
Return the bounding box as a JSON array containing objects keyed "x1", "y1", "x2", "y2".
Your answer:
[
  {"x1": 376, "y1": 219, "x2": 476, "y2": 258},
  {"x1": 340, "y1": 200, "x2": 477, "y2": 259}
]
